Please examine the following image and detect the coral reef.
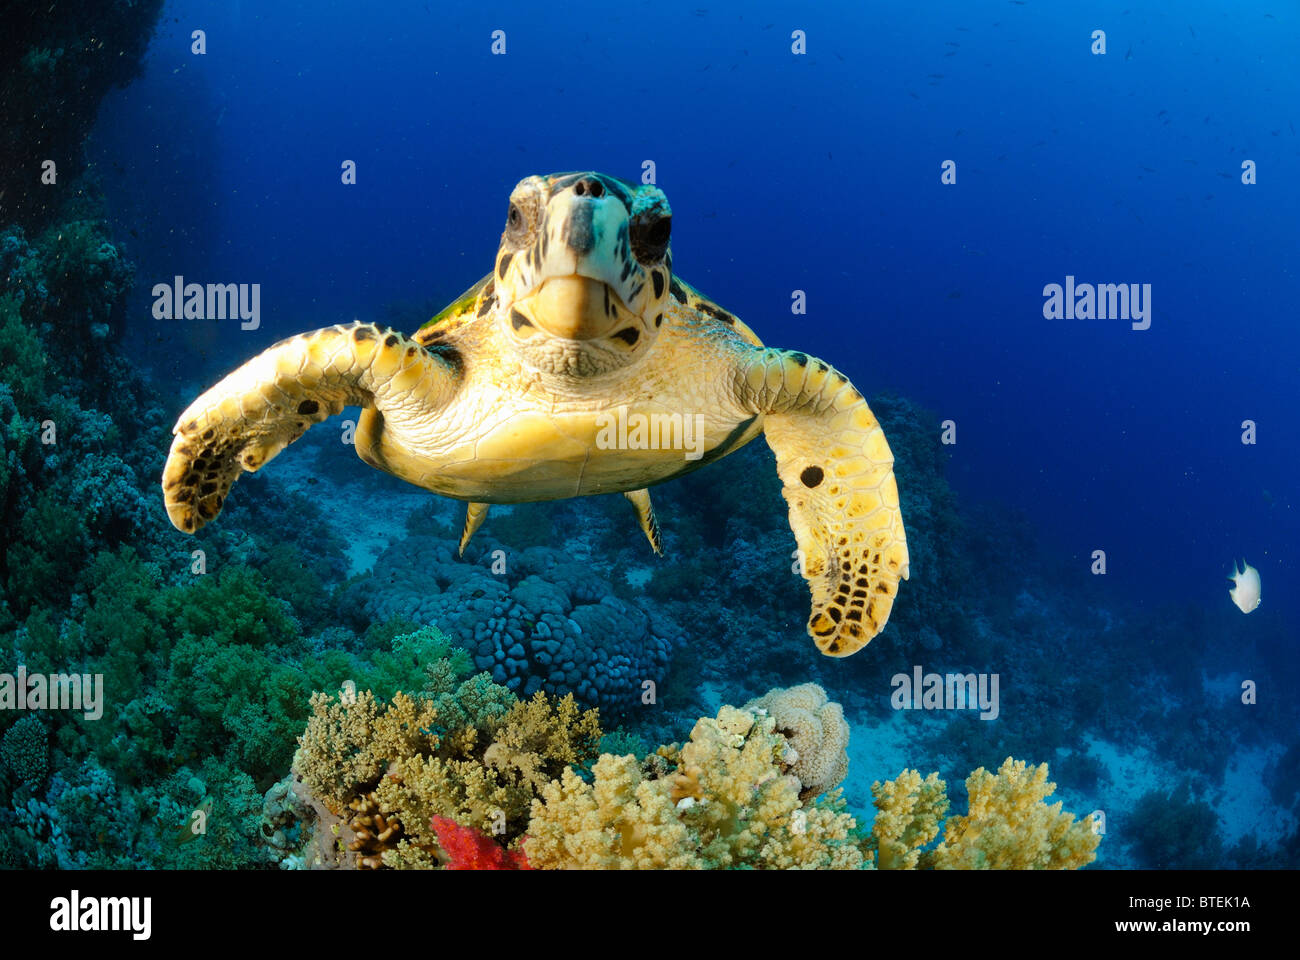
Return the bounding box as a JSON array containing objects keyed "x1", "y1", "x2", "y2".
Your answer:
[
  {"x1": 289, "y1": 657, "x2": 600, "y2": 869},
  {"x1": 341, "y1": 534, "x2": 681, "y2": 717},
  {"x1": 1131, "y1": 780, "x2": 1224, "y2": 869},
  {"x1": 525, "y1": 703, "x2": 864, "y2": 869}
]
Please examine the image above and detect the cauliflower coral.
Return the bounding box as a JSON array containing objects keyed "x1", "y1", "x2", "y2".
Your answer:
[{"x1": 744, "y1": 683, "x2": 849, "y2": 799}]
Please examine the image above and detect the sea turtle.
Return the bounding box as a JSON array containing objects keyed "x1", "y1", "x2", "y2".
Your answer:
[{"x1": 162, "y1": 172, "x2": 909, "y2": 656}]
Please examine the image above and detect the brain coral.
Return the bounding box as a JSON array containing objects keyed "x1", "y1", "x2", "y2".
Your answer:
[
  {"x1": 343, "y1": 535, "x2": 682, "y2": 717},
  {"x1": 744, "y1": 683, "x2": 849, "y2": 800}
]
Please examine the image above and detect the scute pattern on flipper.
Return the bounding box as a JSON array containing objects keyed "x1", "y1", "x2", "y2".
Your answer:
[
  {"x1": 162, "y1": 322, "x2": 446, "y2": 533},
  {"x1": 744, "y1": 349, "x2": 909, "y2": 657}
]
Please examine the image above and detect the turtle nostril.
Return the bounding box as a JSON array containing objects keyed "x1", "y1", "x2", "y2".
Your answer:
[{"x1": 573, "y1": 177, "x2": 604, "y2": 198}]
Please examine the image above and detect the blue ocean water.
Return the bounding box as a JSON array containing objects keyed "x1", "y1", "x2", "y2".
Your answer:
[
  {"x1": 1, "y1": 0, "x2": 1296, "y2": 871},
  {"x1": 95, "y1": 0, "x2": 1298, "y2": 611}
]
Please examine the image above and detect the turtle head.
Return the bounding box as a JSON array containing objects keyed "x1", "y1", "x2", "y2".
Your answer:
[{"x1": 492, "y1": 172, "x2": 673, "y2": 377}]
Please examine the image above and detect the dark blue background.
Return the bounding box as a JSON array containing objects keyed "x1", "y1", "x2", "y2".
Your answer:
[{"x1": 89, "y1": 0, "x2": 1298, "y2": 623}]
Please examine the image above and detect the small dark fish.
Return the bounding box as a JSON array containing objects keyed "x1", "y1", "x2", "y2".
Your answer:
[
  {"x1": 1217, "y1": 172, "x2": 1231, "y2": 179},
  {"x1": 909, "y1": 91, "x2": 920, "y2": 99},
  {"x1": 946, "y1": 41, "x2": 960, "y2": 47},
  {"x1": 703, "y1": 212, "x2": 717, "y2": 219},
  {"x1": 945, "y1": 50, "x2": 957, "y2": 56},
  {"x1": 947, "y1": 291, "x2": 962, "y2": 299},
  {"x1": 928, "y1": 73, "x2": 945, "y2": 78},
  {"x1": 1142, "y1": 166, "x2": 1157, "y2": 172},
  {"x1": 1189, "y1": 25, "x2": 1196, "y2": 37},
  {"x1": 828, "y1": 152, "x2": 832, "y2": 160},
  {"x1": 1125, "y1": 45, "x2": 1133, "y2": 60},
  {"x1": 1158, "y1": 109, "x2": 1167, "y2": 116}
]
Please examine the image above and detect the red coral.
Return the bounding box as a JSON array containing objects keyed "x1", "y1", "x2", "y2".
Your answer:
[{"x1": 431, "y1": 816, "x2": 530, "y2": 870}]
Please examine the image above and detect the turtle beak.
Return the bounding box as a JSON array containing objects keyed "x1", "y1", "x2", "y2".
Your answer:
[
  {"x1": 527, "y1": 275, "x2": 624, "y2": 340},
  {"x1": 517, "y1": 180, "x2": 637, "y2": 340}
]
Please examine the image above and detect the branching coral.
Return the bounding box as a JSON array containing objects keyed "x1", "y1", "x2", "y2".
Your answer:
[
  {"x1": 868, "y1": 769, "x2": 949, "y2": 869},
  {"x1": 289, "y1": 665, "x2": 600, "y2": 868},
  {"x1": 295, "y1": 690, "x2": 439, "y2": 815},
  {"x1": 524, "y1": 703, "x2": 864, "y2": 870},
  {"x1": 867, "y1": 758, "x2": 1100, "y2": 870},
  {"x1": 928, "y1": 758, "x2": 1100, "y2": 869}
]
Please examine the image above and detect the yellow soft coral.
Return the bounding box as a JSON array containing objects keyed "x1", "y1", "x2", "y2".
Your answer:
[
  {"x1": 926, "y1": 757, "x2": 1100, "y2": 869},
  {"x1": 744, "y1": 683, "x2": 850, "y2": 800},
  {"x1": 868, "y1": 769, "x2": 949, "y2": 869},
  {"x1": 483, "y1": 692, "x2": 601, "y2": 795},
  {"x1": 524, "y1": 703, "x2": 864, "y2": 870},
  {"x1": 295, "y1": 691, "x2": 439, "y2": 814}
]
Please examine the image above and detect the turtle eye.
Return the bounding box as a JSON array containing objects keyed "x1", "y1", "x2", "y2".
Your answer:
[
  {"x1": 505, "y1": 202, "x2": 530, "y2": 244},
  {"x1": 630, "y1": 213, "x2": 672, "y2": 265}
]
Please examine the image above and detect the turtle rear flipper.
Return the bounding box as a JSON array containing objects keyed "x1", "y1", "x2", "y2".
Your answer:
[
  {"x1": 739, "y1": 349, "x2": 910, "y2": 657},
  {"x1": 162, "y1": 322, "x2": 456, "y2": 533}
]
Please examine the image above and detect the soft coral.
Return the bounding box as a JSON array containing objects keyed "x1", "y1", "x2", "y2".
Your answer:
[{"x1": 431, "y1": 816, "x2": 530, "y2": 870}]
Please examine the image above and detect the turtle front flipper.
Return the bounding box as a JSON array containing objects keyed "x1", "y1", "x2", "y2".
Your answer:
[
  {"x1": 737, "y1": 349, "x2": 909, "y2": 657},
  {"x1": 162, "y1": 322, "x2": 456, "y2": 533}
]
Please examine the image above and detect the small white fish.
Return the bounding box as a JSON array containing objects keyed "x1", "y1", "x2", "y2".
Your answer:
[{"x1": 1227, "y1": 559, "x2": 1261, "y2": 614}]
